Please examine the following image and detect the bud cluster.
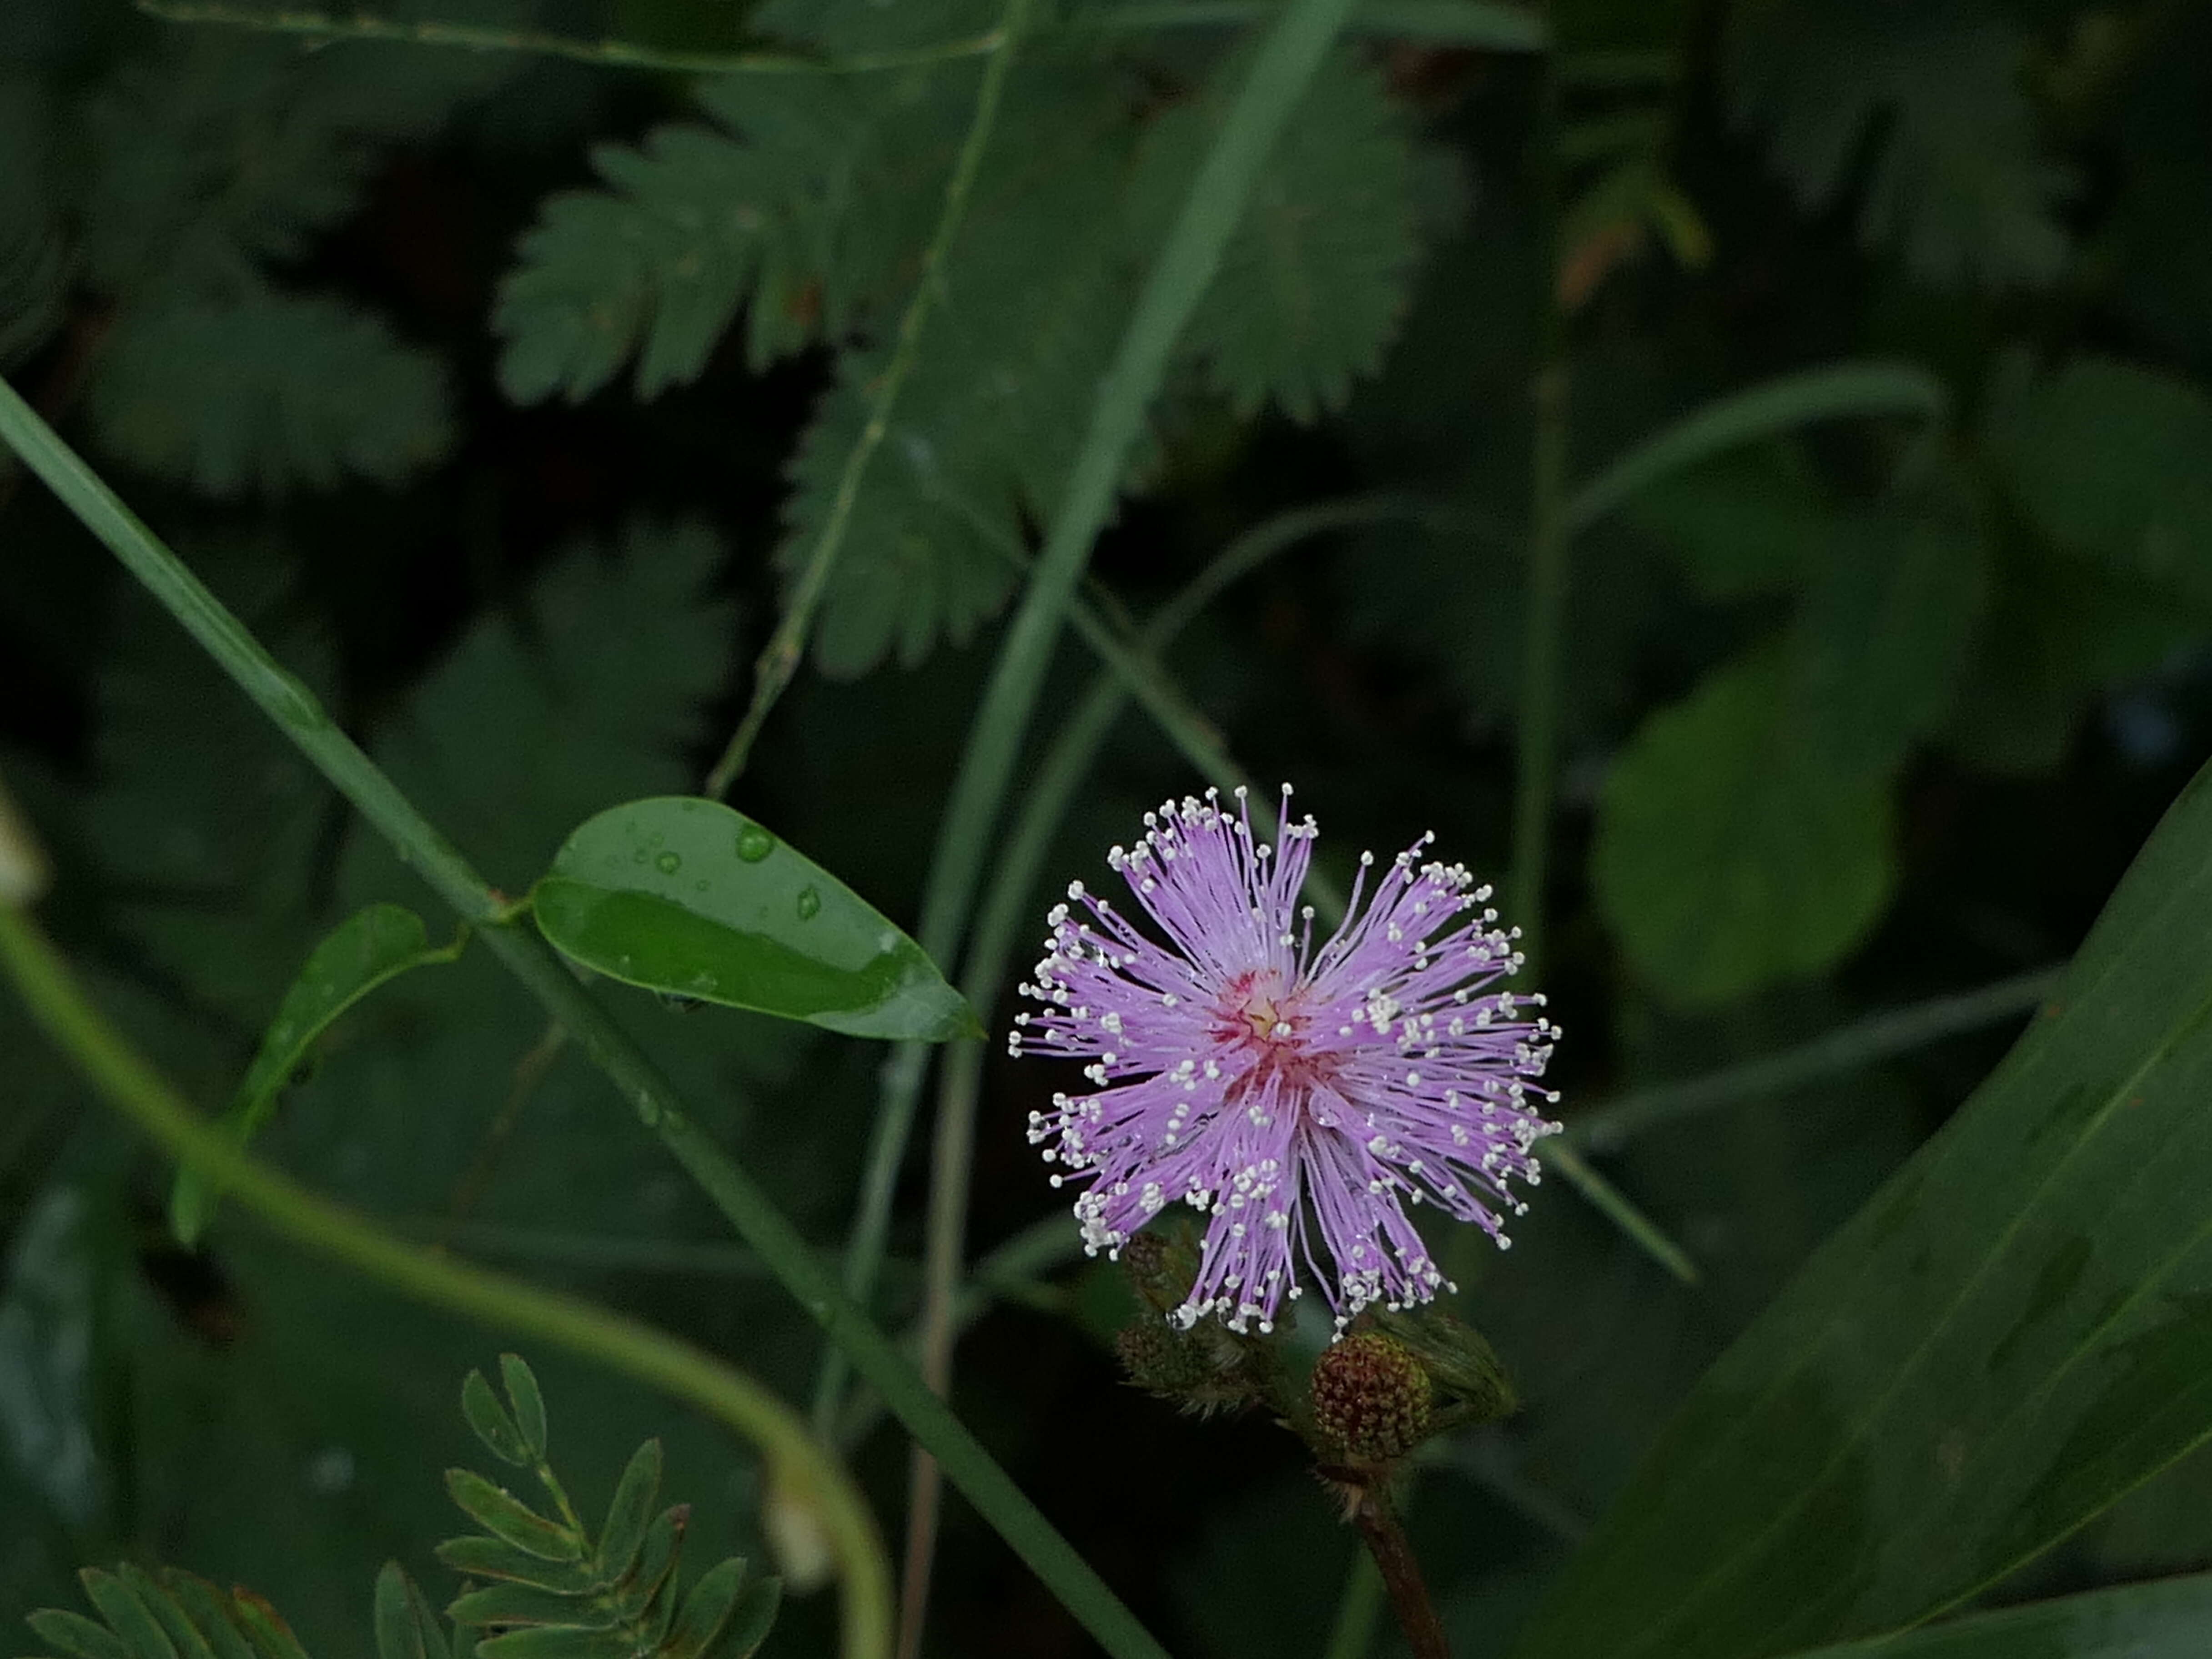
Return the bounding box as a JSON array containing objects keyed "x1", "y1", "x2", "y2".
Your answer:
[{"x1": 1108, "y1": 1226, "x2": 1519, "y2": 1468}]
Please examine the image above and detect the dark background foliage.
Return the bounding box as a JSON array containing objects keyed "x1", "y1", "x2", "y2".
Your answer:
[{"x1": 5, "y1": 0, "x2": 2212, "y2": 1655}]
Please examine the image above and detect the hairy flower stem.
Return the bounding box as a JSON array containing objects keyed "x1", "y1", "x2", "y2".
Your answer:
[
  {"x1": 705, "y1": 0, "x2": 1035, "y2": 799},
  {"x1": 1351, "y1": 1485, "x2": 1451, "y2": 1659}
]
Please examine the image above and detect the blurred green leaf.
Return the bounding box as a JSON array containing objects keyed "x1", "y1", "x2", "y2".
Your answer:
[
  {"x1": 1776, "y1": 1570, "x2": 2212, "y2": 1656},
  {"x1": 532, "y1": 796, "x2": 978, "y2": 1041},
  {"x1": 29, "y1": 1609, "x2": 136, "y2": 1659},
  {"x1": 79, "y1": 1570, "x2": 180, "y2": 1659},
  {"x1": 371, "y1": 1564, "x2": 449, "y2": 1659},
  {"x1": 0, "y1": 1186, "x2": 98, "y2": 1530},
  {"x1": 1627, "y1": 447, "x2": 1832, "y2": 600},
  {"x1": 1128, "y1": 48, "x2": 1424, "y2": 422},
  {"x1": 171, "y1": 903, "x2": 466, "y2": 1244},
  {"x1": 1785, "y1": 508, "x2": 1987, "y2": 774},
  {"x1": 442, "y1": 1470, "x2": 581, "y2": 1563},
  {"x1": 1724, "y1": 0, "x2": 2069, "y2": 288},
  {"x1": 1518, "y1": 754, "x2": 2212, "y2": 1658},
  {"x1": 1594, "y1": 649, "x2": 1895, "y2": 1006},
  {"x1": 1940, "y1": 546, "x2": 2196, "y2": 776},
  {"x1": 1982, "y1": 352, "x2": 2212, "y2": 609},
  {"x1": 86, "y1": 289, "x2": 454, "y2": 498}
]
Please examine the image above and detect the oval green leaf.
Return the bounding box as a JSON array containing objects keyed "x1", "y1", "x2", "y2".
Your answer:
[
  {"x1": 530, "y1": 798, "x2": 980, "y2": 1042},
  {"x1": 1517, "y1": 758, "x2": 2212, "y2": 1659},
  {"x1": 170, "y1": 902, "x2": 467, "y2": 1244}
]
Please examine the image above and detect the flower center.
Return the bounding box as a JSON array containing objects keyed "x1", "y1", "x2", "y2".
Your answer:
[{"x1": 1215, "y1": 970, "x2": 1338, "y2": 1101}]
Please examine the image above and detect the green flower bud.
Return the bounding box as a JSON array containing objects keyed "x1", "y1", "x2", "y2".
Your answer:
[
  {"x1": 1372, "y1": 1306, "x2": 1517, "y2": 1424},
  {"x1": 1115, "y1": 1318, "x2": 1212, "y2": 1397},
  {"x1": 1119, "y1": 1228, "x2": 1199, "y2": 1315},
  {"x1": 1310, "y1": 1332, "x2": 1434, "y2": 1467}
]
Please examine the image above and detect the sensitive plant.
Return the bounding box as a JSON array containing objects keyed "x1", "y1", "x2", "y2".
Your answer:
[
  {"x1": 5, "y1": 2, "x2": 2212, "y2": 1659},
  {"x1": 1017, "y1": 787, "x2": 1558, "y2": 1333}
]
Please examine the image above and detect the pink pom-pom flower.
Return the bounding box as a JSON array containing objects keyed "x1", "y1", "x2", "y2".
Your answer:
[{"x1": 1015, "y1": 786, "x2": 1559, "y2": 1335}]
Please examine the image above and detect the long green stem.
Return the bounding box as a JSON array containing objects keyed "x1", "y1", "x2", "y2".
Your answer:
[
  {"x1": 810, "y1": 0, "x2": 1360, "y2": 1436},
  {"x1": 893, "y1": 497, "x2": 1416, "y2": 1652},
  {"x1": 135, "y1": 0, "x2": 1006, "y2": 74},
  {"x1": 1570, "y1": 967, "x2": 2060, "y2": 1153},
  {"x1": 704, "y1": 0, "x2": 1034, "y2": 798},
  {"x1": 0, "y1": 900, "x2": 895, "y2": 1659},
  {"x1": 1507, "y1": 21, "x2": 1570, "y2": 976},
  {"x1": 0, "y1": 377, "x2": 1173, "y2": 1659},
  {"x1": 136, "y1": 0, "x2": 1543, "y2": 69}
]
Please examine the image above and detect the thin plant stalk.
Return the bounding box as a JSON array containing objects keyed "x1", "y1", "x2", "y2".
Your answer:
[
  {"x1": 0, "y1": 377, "x2": 1173, "y2": 1659},
  {"x1": 136, "y1": 0, "x2": 1006, "y2": 75},
  {"x1": 809, "y1": 0, "x2": 1361, "y2": 1441},
  {"x1": 704, "y1": 0, "x2": 1036, "y2": 798},
  {"x1": 0, "y1": 900, "x2": 897, "y2": 1659},
  {"x1": 1569, "y1": 967, "x2": 2061, "y2": 1152},
  {"x1": 890, "y1": 500, "x2": 1432, "y2": 1637},
  {"x1": 136, "y1": 0, "x2": 1546, "y2": 69},
  {"x1": 871, "y1": 0, "x2": 1365, "y2": 1643},
  {"x1": 1507, "y1": 9, "x2": 1571, "y2": 977}
]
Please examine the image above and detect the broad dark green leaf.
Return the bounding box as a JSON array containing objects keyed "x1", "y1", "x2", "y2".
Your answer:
[
  {"x1": 170, "y1": 902, "x2": 466, "y2": 1244},
  {"x1": 461, "y1": 1371, "x2": 532, "y2": 1468},
  {"x1": 1517, "y1": 757, "x2": 2212, "y2": 1659},
  {"x1": 499, "y1": 1356, "x2": 548, "y2": 1462},
  {"x1": 1786, "y1": 509, "x2": 1987, "y2": 774},
  {"x1": 1981, "y1": 352, "x2": 2212, "y2": 609},
  {"x1": 372, "y1": 1564, "x2": 449, "y2": 1659},
  {"x1": 531, "y1": 797, "x2": 979, "y2": 1041},
  {"x1": 596, "y1": 1441, "x2": 664, "y2": 1583},
  {"x1": 443, "y1": 1471, "x2": 582, "y2": 1563},
  {"x1": 1592, "y1": 649, "x2": 1895, "y2": 1006},
  {"x1": 1780, "y1": 1571, "x2": 2212, "y2": 1657},
  {"x1": 432, "y1": 1538, "x2": 597, "y2": 1596}
]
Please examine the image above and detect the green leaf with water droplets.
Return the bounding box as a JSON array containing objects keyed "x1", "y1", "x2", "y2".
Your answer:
[
  {"x1": 169, "y1": 902, "x2": 467, "y2": 1244},
  {"x1": 530, "y1": 797, "x2": 980, "y2": 1042}
]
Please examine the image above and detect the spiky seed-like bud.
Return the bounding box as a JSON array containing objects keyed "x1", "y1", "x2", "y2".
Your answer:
[
  {"x1": 1115, "y1": 1318, "x2": 1211, "y2": 1396},
  {"x1": 1311, "y1": 1333, "x2": 1433, "y2": 1467}
]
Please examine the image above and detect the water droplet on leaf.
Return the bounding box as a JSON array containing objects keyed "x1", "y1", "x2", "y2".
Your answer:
[
  {"x1": 735, "y1": 824, "x2": 774, "y2": 862},
  {"x1": 796, "y1": 886, "x2": 821, "y2": 920},
  {"x1": 655, "y1": 851, "x2": 682, "y2": 874}
]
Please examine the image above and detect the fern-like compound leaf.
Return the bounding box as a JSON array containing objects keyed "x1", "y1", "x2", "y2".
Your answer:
[
  {"x1": 86, "y1": 287, "x2": 453, "y2": 497},
  {"x1": 1725, "y1": 0, "x2": 2071, "y2": 289},
  {"x1": 1128, "y1": 48, "x2": 1424, "y2": 422}
]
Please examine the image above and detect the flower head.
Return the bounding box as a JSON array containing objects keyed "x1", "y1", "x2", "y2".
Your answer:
[{"x1": 1015, "y1": 786, "x2": 1559, "y2": 1335}]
